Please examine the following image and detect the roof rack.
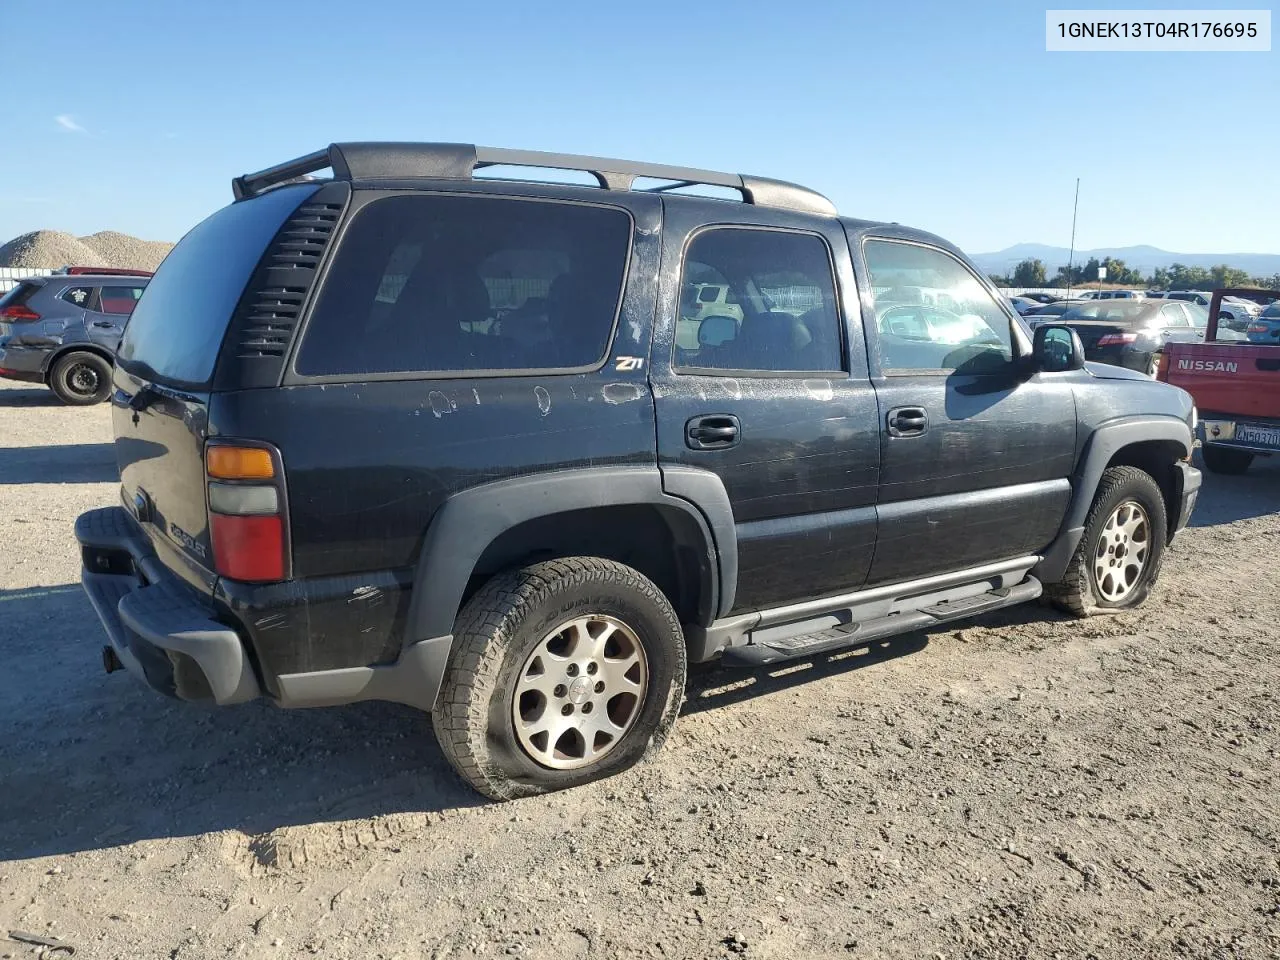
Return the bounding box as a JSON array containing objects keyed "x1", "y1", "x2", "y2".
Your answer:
[{"x1": 232, "y1": 142, "x2": 837, "y2": 217}]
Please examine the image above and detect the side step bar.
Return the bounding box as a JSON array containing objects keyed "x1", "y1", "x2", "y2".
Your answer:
[{"x1": 721, "y1": 576, "x2": 1042, "y2": 667}]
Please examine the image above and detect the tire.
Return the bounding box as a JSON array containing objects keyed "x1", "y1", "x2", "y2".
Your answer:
[
  {"x1": 1045, "y1": 465, "x2": 1167, "y2": 617},
  {"x1": 1201, "y1": 445, "x2": 1253, "y2": 476},
  {"x1": 433, "y1": 557, "x2": 687, "y2": 801},
  {"x1": 48, "y1": 351, "x2": 112, "y2": 405},
  {"x1": 1145, "y1": 351, "x2": 1162, "y2": 378}
]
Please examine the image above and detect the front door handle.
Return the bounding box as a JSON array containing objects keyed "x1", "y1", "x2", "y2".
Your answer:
[
  {"x1": 686, "y1": 414, "x2": 741, "y2": 450},
  {"x1": 92, "y1": 321, "x2": 115, "y2": 328},
  {"x1": 887, "y1": 405, "x2": 929, "y2": 438}
]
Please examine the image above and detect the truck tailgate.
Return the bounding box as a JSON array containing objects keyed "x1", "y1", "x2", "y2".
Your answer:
[{"x1": 1164, "y1": 341, "x2": 1280, "y2": 418}]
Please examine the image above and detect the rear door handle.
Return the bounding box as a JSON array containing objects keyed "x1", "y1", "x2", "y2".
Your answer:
[
  {"x1": 887, "y1": 406, "x2": 929, "y2": 438},
  {"x1": 92, "y1": 321, "x2": 116, "y2": 329},
  {"x1": 686, "y1": 414, "x2": 741, "y2": 450}
]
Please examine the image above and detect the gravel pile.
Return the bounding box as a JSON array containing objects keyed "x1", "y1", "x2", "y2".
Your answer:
[{"x1": 0, "y1": 229, "x2": 173, "y2": 271}]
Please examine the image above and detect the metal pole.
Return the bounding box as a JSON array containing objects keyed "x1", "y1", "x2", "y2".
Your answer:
[{"x1": 1066, "y1": 177, "x2": 1079, "y2": 299}]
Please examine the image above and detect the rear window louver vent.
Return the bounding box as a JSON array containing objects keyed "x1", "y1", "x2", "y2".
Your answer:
[
  {"x1": 241, "y1": 202, "x2": 341, "y2": 358},
  {"x1": 214, "y1": 184, "x2": 349, "y2": 390}
]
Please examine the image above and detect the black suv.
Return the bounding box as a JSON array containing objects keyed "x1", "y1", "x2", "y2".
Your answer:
[{"x1": 76, "y1": 143, "x2": 1201, "y2": 799}]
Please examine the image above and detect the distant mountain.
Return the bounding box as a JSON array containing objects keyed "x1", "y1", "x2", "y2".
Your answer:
[{"x1": 972, "y1": 244, "x2": 1280, "y2": 277}]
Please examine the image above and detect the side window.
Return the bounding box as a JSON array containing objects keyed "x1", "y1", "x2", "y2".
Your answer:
[
  {"x1": 864, "y1": 240, "x2": 1014, "y2": 374},
  {"x1": 61, "y1": 286, "x2": 96, "y2": 309},
  {"x1": 1160, "y1": 303, "x2": 1188, "y2": 327},
  {"x1": 674, "y1": 228, "x2": 843, "y2": 374},
  {"x1": 296, "y1": 195, "x2": 632, "y2": 376},
  {"x1": 99, "y1": 285, "x2": 146, "y2": 316}
]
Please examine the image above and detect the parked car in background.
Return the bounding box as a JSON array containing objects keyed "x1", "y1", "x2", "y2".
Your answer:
[
  {"x1": 1247, "y1": 301, "x2": 1280, "y2": 344},
  {"x1": 1164, "y1": 291, "x2": 1213, "y2": 307},
  {"x1": 1009, "y1": 295, "x2": 1043, "y2": 316},
  {"x1": 0, "y1": 272, "x2": 150, "y2": 404},
  {"x1": 1093, "y1": 290, "x2": 1146, "y2": 300},
  {"x1": 1020, "y1": 292, "x2": 1061, "y2": 304},
  {"x1": 1057, "y1": 299, "x2": 1208, "y2": 376},
  {"x1": 1215, "y1": 298, "x2": 1260, "y2": 332}
]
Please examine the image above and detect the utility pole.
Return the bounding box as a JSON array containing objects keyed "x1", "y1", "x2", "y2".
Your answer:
[{"x1": 1066, "y1": 177, "x2": 1080, "y2": 300}]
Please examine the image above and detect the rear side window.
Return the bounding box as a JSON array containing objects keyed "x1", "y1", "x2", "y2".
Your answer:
[
  {"x1": 61, "y1": 286, "x2": 96, "y2": 308},
  {"x1": 99, "y1": 285, "x2": 146, "y2": 315},
  {"x1": 116, "y1": 183, "x2": 319, "y2": 386},
  {"x1": 674, "y1": 228, "x2": 843, "y2": 374},
  {"x1": 295, "y1": 195, "x2": 632, "y2": 377}
]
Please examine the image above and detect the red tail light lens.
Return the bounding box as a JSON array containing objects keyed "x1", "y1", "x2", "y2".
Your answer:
[
  {"x1": 205, "y1": 442, "x2": 288, "y2": 582},
  {"x1": 210, "y1": 514, "x2": 284, "y2": 582},
  {"x1": 1248, "y1": 324, "x2": 1267, "y2": 334},
  {"x1": 0, "y1": 305, "x2": 40, "y2": 321},
  {"x1": 1096, "y1": 333, "x2": 1138, "y2": 346}
]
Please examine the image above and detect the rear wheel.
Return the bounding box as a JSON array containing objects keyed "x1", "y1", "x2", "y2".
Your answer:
[
  {"x1": 433, "y1": 557, "x2": 686, "y2": 800},
  {"x1": 1046, "y1": 465, "x2": 1167, "y2": 617},
  {"x1": 1201, "y1": 445, "x2": 1253, "y2": 475},
  {"x1": 49, "y1": 351, "x2": 111, "y2": 405}
]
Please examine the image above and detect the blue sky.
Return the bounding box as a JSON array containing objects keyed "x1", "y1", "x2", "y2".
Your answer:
[{"x1": 2, "y1": 0, "x2": 1276, "y2": 260}]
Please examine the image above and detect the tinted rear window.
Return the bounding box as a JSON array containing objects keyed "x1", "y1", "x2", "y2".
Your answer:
[
  {"x1": 100, "y1": 284, "x2": 147, "y2": 315},
  {"x1": 116, "y1": 183, "x2": 318, "y2": 386},
  {"x1": 0, "y1": 281, "x2": 40, "y2": 309},
  {"x1": 295, "y1": 195, "x2": 632, "y2": 377}
]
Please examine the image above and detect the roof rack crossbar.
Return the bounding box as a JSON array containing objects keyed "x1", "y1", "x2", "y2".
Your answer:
[{"x1": 232, "y1": 142, "x2": 837, "y2": 216}]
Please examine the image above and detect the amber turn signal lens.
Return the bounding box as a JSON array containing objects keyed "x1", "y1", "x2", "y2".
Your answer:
[{"x1": 206, "y1": 446, "x2": 275, "y2": 480}]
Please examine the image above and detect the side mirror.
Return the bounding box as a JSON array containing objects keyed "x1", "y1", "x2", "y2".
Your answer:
[{"x1": 1032, "y1": 323, "x2": 1085, "y2": 372}]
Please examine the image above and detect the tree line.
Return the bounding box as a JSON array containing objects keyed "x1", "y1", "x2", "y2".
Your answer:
[{"x1": 989, "y1": 256, "x2": 1280, "y2": 292}]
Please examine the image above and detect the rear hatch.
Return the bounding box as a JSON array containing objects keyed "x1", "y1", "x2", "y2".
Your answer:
[
  {"x1": 1164, "y1": 340, "x2": 1280, "y2": 420},
  {"x1": 0, "y1": 280, "x2": 46, "y2": 341},
  {"x1": 111, "y1": 182, "x2": 330, "y2": 592}
]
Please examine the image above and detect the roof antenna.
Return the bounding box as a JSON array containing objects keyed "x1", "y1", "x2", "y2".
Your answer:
[{"x1": 1065, "y1": 177, "x2": 1080, "y2": 300}]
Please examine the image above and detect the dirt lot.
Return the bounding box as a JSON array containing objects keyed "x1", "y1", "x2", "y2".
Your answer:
[{"x1": 1, "y1": 377, "x2": 1278, "y2": 960}]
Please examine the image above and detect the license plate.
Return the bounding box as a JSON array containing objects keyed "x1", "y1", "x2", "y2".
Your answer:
[{"x1": 1236, "y1": 424, "x2": 1280, "y2": 449}]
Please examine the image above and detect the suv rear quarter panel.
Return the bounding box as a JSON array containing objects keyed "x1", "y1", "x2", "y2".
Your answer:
[{"x1": 208, "y1": 184, "x2": 665, "y2": 679}]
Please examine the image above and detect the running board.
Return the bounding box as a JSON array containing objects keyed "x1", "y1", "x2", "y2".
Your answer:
[{"x1": 721, "y1": 576, "x2": 1042, "y2": 666}]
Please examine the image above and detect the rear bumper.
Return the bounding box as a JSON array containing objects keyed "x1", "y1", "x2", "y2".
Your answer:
[
  {"x1": 76, "y1": 506, "x2": 260, "y2": 705},
  {"x1": 75, "y1": 505, "x2": 451, "y2": 713},
  {"x1": 1198, "y1": 415, "x2": 1280, "y2": 455}
]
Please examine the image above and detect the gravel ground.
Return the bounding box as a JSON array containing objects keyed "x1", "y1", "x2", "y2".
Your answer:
[{"x1": 1, "y1": 377, "x2": 1278, "y2": 960}]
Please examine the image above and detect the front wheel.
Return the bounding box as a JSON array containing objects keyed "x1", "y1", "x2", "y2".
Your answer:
[
  {"x1": 49, "y1": 351, "x2": 112, "y2": 405},
  {"x1": 1201, "y1": 445, "x2": 1253, "y2": 475},
  {"x1": 433, "y1": 557, "x2": 687, "y2": 800},
  {"x1": 1045, "y1": 465, "x2": 1167, "y2": 617}
]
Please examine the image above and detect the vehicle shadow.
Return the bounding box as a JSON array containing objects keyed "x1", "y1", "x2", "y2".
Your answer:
[
  {"x1": 0, "y1": 387, "x2": 60, "y2": 407},
  {"x1": 1188, "y1": 449, "x2": 1280, "y2": 527},
  {"x1": 684, "y1": 599, "x2": 1065, "y2": 715},
  {"x1": 0, "y1": 584, "x2": 481, "y2": 863},
  {"x1": 0, "y1": 443, "x2": 118, "y2": 484}
]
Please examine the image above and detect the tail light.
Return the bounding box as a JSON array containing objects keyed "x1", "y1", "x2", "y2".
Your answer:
[
  {"x1": 205, "y1": 442, "x2": 288, "y2": 582},
  {"x1": 1096, "y1": 333, "x2": 1138, "y2": 346},
  {"x1": 0, "y1": 304, "x2": 40, "y2": 321},
  {"x1": 1248, "y1": 323, "x2": 1267, "y2": 334}
]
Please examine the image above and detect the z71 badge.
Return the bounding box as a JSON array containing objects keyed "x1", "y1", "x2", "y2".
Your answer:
[{"x1": 614, "y1": 356, "x2": 644, "y2": 371}]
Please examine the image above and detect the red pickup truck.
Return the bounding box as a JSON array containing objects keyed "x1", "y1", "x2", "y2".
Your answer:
[{"x1": 1160, "y1": 288, "x2": 1280, "y2": 474}]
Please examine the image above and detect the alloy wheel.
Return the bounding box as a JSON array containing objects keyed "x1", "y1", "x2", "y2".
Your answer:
[
  {"x1": 1092, "y1": 500, "x2": 1150, "y2": 602},
  {"x1": 512, "y1": 615, "x2": 648, "y2": 770}
]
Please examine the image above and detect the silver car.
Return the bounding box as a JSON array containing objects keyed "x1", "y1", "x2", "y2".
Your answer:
[{"x1": 0, "y1": 271, "x2": 149, "y2": 404}]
